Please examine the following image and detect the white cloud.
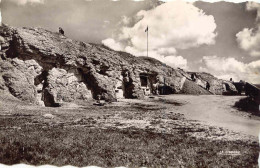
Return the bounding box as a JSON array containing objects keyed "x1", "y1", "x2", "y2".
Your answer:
[
  {"x1": 9, "y1": 0, "x2": 44, "y2": 5},
  {"x1": 121, "y1": 16, "x2": 131, "y2": 25},
  {"x1": 236, "y1": 1, "x2": 260, "y2": 57},
  {"x1": 120, "y1": 0, "x2": 216, "y2": 51},
  {"x1": 123, "y1": 46, "x2": 188, "y2": 69},
  {"x1": 164, "y1": 55, "x2": 188, "y2": 69},
  {"x1": 202, "y1": 56, "x2": 246, "y2": 73},
  {"x1": 102, "y1": 0, "x2": 216, "y2": 69},
  {"x1": 157, "y1": 47, "x2": 177, "y2": 55},
  {"x1": 102, "y1": 38, "x2": 124, "y2": 51},
  {"x1": 200, "y1": 56, "x2": 260, "y2": 83}
]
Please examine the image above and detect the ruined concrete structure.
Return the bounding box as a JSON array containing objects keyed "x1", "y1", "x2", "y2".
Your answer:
[{"x1": 0, "y1": 25, "x2": 237, "y2": 107}]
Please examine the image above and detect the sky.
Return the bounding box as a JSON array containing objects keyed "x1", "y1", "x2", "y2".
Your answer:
[{"x1": 0, "y1": 0, "x2": 260, "y2": 83}]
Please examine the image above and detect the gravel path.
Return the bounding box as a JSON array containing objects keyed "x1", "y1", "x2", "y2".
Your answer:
[{"x1": 161, "y1": 95, "x2": 260, "y2": 137}]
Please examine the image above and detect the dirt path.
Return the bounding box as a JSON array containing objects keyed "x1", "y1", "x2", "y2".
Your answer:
[{"x1": 161, "y1": 95, "x2": 260, "y2": 137}]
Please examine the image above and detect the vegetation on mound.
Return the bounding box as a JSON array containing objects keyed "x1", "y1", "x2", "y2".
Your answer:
[{"x1": 234, "y1": 97, "x2": 260, "y2": 117}]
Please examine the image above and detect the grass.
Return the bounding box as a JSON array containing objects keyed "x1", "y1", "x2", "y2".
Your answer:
[
  {"x1": 0, "y1": 126, "x2": 258, "y2": 167},
  {"x1": 0, "y1": 93, "x2": 259, "y2": 167}
]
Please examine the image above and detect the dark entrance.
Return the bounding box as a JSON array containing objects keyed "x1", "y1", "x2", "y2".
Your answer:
[{"x1": 140, "y1": 74, "x2": 148, "y2": 87}]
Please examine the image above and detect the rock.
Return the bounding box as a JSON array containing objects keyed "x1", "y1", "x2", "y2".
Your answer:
[
  {"x1": 44, "y1": 68, "x2": 92, "y2": 106},
  {"x1": 0, "y1": 76, "x2": 5, "y2": 90},
  {"x1": 0, "y1": 57, "x2": 42, "y2": 103},
  {"x1": 43, "y1": 113, "x2": 55, "y2": 119},
  {"x1": 223, "y1": 81, "x2": 237, "y2": 92}
]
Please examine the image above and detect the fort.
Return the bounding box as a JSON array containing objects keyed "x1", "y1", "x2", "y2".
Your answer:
[{"x1": 0, "y1": 25, "x2": 238, "y2": 107}]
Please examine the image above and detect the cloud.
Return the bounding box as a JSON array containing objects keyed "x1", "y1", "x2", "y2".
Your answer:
[
  {"x1": 102, "y1": 0, "x2": 216, "y2": 69},
  {"x1": 157, "y1": 47, "x2": 177, "y2": 55},
  {"x1": 102, "y1": 38, "x2": 124, "y2": 51},
  {"x1": 121, "y1": 16, "x2": 131, "y2": 25},
  {"x1": 120, "y1": 0, "x2": 216, "y2": 50},
  {"x1": 236, "y1": 27, "x2": 260, "y2": 57},
  {"x1": 9, "y1": 0, "x2": 44, "y2": 5},
  {"x1": 164, "y1": 55, "x2": 188, "y2": 69},
  {"x1": 236, "y1": 1, "x2": 260, "y2": 57},
  {"x1": 200, "y1": 56, "x2": 260, "y2": 83},
  {"x1": 123, "y1": 46, "x2": 188, "y2": 69}
]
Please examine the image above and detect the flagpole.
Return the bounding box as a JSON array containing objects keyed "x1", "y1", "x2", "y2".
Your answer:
[{"x1": 147, "y1": 26, "x2": 148, "y2": 57}]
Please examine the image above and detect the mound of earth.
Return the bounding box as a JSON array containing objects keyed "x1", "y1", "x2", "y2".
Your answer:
[
  {"x1": 234, "y1": 97, "x2": 260, "y2": 116},
  {"x1": 0, "y1": 24, "x2": 236, "y2": 106},
  {"x1": 180, "y1": 79, "x2": 212, "y2": 95}
]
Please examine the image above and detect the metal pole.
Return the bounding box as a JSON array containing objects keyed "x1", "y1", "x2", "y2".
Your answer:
[{"x1": 147, "y1": 28, "x2": 148, "y2": 57}]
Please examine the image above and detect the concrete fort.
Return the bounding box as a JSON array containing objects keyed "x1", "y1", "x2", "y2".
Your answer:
[{"x1": 0, "y1": 25, "x2": 237, "y2": 107}]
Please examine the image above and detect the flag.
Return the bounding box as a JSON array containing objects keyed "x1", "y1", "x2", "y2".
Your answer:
[{"x1": 145, "y1": 26, "x2": 148, "y2": 32}]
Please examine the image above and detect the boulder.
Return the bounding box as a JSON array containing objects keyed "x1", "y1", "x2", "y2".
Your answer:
[
  {"x1": 0, "y1": 57, "x2": 42, "y2": 103},
  {"x1": 44, "y1": 68, "x2": 92, "y2": 106}
]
